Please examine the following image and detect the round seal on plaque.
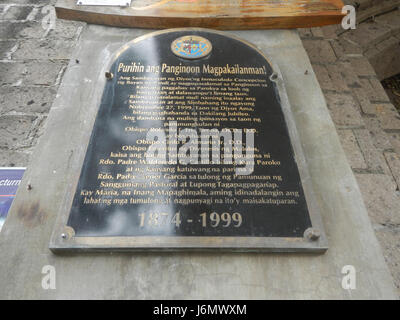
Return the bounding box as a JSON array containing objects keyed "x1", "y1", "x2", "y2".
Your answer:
[{"x1": 171, "y1": 35, "x2": 212, "y2": 59}]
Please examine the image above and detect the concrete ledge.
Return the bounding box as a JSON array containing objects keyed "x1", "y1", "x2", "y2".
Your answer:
[{"x1": 0, "y1": 25, "x2": 397, "y2": 299}]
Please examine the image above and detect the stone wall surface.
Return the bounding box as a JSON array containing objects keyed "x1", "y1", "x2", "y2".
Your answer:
[
  {"x1": 0, "y1": 0, "x2": 84, "y2": 167},
  {"x1": 0, "y1": 0, "x2": 399, "y2": 298},
  {"x1": 299, "y1": 1, "x2": 400, "y2": 296},
  {"x1": 342, "y1": 0, "x2": 400, "y2": 80}
]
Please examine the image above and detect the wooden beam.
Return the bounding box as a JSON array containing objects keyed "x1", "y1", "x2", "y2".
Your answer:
[{"x1": 55, "y1": 0, "x2": 345, "y2": 30}]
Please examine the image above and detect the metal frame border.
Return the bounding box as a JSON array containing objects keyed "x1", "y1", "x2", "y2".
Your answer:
[{"x1": 50, "y1": 28, "x2": 328, "y2": 253}]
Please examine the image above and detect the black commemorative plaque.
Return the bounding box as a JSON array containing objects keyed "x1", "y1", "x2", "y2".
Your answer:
[{"x1": 50, "y1": 29, "x2": 327, "y2": 252}]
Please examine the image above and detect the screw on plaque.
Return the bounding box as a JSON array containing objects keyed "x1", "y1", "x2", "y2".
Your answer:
[
  {"x1": 304, "y1": 228, "x2": 321, "y2": 241},
  {"x1": 105, "y1": 72, "x2": 114, "y2": 80},
  {"x1": 60, "y1": 226, "x2": 75, "y2": 240},
  {"x1": 270, "y1": 73, "x2": 278, "y2": 82}
]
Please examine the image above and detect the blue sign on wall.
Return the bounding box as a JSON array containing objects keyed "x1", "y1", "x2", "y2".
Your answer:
[{"x1": 0, "y1": 168, "x2": 25, "y2": 231}]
